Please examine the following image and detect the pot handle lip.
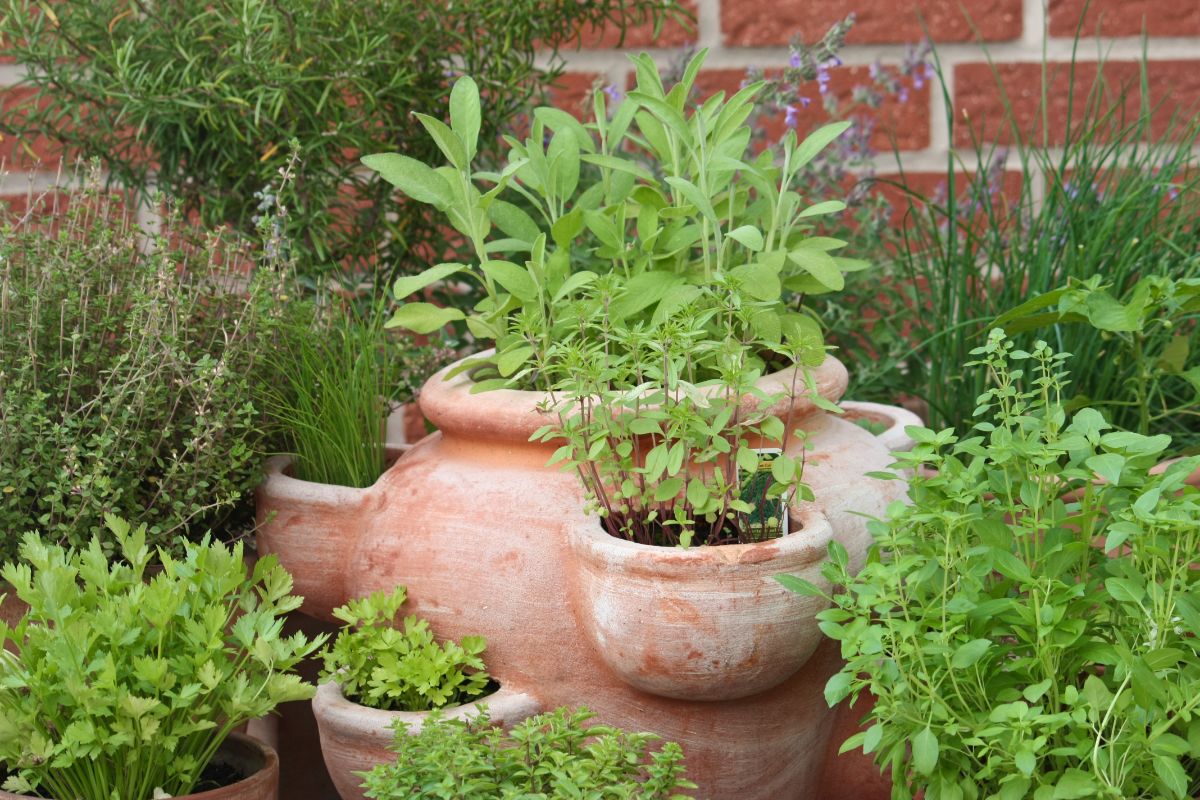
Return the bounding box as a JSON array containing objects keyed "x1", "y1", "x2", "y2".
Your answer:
[
  {"x1": 839, "y1": 400, "x2": 925, "y2": 453},
  {"x1": 313, "y1": 680, "x2": 543, "y2": 727}
]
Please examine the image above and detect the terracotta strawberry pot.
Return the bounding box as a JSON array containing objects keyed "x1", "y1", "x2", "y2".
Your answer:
[
  {"x1": 312, "y1": 681, "x2": 539, "y2": 800},
  {"x1": 0, "y1": 733, "x2": 279, "y2": 800},
  {"x1": 257, "y1": 352, "x2": 915, "y2": 799},
  {"x1": 255, "y1": 446, "x2": 409, "y2": 620}
]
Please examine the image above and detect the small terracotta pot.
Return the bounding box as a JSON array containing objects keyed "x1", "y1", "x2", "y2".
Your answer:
[
  {"x1": 255, "y1": 446, "x2": 410, "y2": 620},
  {"x1": 568, "y1": 505, "x2": 838, "y2": 701},
  {"x1": 311, "y1": 681, "x2": 540, "y2": 800},
  {"x1": 0, "y1": 733, "x2": 279, "y2": 800}
]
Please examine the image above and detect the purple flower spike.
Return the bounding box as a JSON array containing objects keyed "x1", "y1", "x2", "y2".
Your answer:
[
  {"x1": 817, "y1": 66, "x2": 831, "y2": 95},
  {"x1": 869, "y1": 63, "x2": 881, "y2": 80},
  {"x1": 798, "y1": 95, "x2": 812, "y2": 108},
  {"x1": 827, "y1": 55, "x2": 843, "y2": 67},
  {"x1": 789, "y1": 52, "x2": 802, "y2": 69},
  {"x1": 1168, "y1": 186, "x2": 1181, "y2": 201},
  {"x1": 784, "y1": 104, "x2": 800, "y2": 128},
  {"x1": 898, "y1": 87, "x2": 910, "y2": 103},
  {"x1": 603, "y1": 84, "x2": 623, "y2": 103}
]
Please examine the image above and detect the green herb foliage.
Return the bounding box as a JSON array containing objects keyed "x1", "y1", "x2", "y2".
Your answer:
[
  {"x1": 0, "y1": 516, "x2": 324, "y2": 800},
  {"x1": 531, "y1": 316, "x2": 819, "y2": 547},
  {"x1": 0, "y1": 170, "x2": 284, "y2": 562},
  {"x1": 320, "y1": 586, "x2": 490, "y2": 713},
  {"x1": 366, "y1": 49, "x2": 865, "y2": 391},
  {"x1": 996, "y1": 274, "x2": 1200, "y2": 446},
  {"x1": 0, "y1": 0, "x2": 687, "y2": 286},
  {"x1": 852, "y1": 40, "x2": 1200, "y2": 447},
  {"x1": 361, "y1": 706, "x2": 695, "y2": 799},
  {"x1": 266, "y1": 299, "x2": 400, "y2": 488},
  {"x1": 784, "y1": 330, "x2": 1200, "y2": 799},
  {"x1": 368, "y1": 52, "x2": 860, "y2": 546}
]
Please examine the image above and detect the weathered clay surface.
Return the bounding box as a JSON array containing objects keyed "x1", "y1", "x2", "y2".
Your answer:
[
  {"x1": 569, "y1": 506, "x2": 836, "y2": 701},
  {"x1": 0, "y1": 733, "x2": 280, "y2": 800},
  {"x1": 312, "y1": 681, "x2": 539, "y2": 800},
  {"x1": 256, "y1": 447, "x2": 408, "y2": 620},
  {"x1": 257, "y1": 355, "x2": 913, "y2": 799}
]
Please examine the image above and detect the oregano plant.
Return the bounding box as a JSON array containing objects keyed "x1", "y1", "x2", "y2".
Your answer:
[
  {"x1": 360, "y1": 706, "x2": 695, "y2": 799},
  {"x1": 782, "y1": 330, "x2": 1200, "y2": 799}
]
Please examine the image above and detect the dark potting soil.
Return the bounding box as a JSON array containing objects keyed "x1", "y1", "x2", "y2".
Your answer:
[{"x1": 192, "y1": 758, "x2": 249, "y2": 792}]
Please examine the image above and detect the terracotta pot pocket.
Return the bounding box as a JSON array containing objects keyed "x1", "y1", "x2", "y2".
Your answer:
[{"x1": 567, "y1": 506, "x2": 836, "y2": 701}]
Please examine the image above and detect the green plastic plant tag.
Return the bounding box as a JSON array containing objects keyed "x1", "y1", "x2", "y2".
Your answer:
[{"x1": 739, "y1": 448, "x2": 788, "y2": 539}]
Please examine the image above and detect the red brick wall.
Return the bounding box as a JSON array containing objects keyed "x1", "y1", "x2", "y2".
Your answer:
[
  {"x1": 2, "y1": 0, "x2": 1198, "y2": 203},
  {"x1": 547, "y1": 0, "x2": 1200, "y2": 192}
]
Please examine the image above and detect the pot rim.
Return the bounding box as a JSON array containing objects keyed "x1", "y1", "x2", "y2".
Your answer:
[
  {"x1": 567, "y1": 504, "x2": 835, "y2": 574},
  {"x1": 840, "y1": 400, "x2": 924, "y2": 453},
  {"x1": 312, "y1": 680, "x2": 537, "y2": 731},
  {"x1": 419, "y1": 351, "x2": 849, "y2": 444},
  {"x1": 0, "y1": 732, "x2": 278, "y2": 800},
  {"x1": 258, "y1": 444, "x2": 412, "y2": 505}
]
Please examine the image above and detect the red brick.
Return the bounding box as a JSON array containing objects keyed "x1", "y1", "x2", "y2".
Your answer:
[
  {"x1": 676, "y1": 66, "x2": 930, "y2": 152},
  {"x1": 549, "y1": 72, "x2": 603, "y2": 120},
  {"x1": 0, "y1": 86, "x2": 64, "y2": 169},
  {"x1": 574, "y1": 0, "x2": 697, "y2": 49},
  {"x1": 1049, "y1": 0, "x2": 1200, "y2": 38},
  {"x1": 722, "y1": 0, "x2": 1022, "y2": 47},
  {"x1": 954, "y1": 60, "x2": 1200, "y2": 147}
]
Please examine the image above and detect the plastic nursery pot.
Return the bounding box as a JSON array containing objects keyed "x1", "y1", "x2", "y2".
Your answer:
[
  {"x1": 255, "y1": 445, "x2": 410, "y2": 620},
  {"x1": 311, "y1": 681, "x2": 540, "y2": 800},
  {"x1": 0, "y1": 733, "x2": 279, "y2": 800},
  {"x1": 568, "y1": 505, "x2": 838, "y2": 701}
]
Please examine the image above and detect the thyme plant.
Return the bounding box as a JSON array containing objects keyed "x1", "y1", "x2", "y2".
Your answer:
[
  {"x1": 784, "y1": 330, "x2": 1200, "y2": 799},
  {"x1": 0, "y1": 168, "x2": 285, "y2": 560}
]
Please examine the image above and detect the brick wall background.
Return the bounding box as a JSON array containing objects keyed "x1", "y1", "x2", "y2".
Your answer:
[
  {"x1": 1, "y1": 0, "x2": 1197, "y2": 205},
  {"x1": 546, "y1": 0, "x2": 1200, "y2": 197}
]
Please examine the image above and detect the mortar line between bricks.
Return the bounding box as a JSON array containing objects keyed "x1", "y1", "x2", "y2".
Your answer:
[
  {"x1": 1023, "y1": 0, "x2": 1049, "y2": 48},
  {"x1": 543, "y1": 37, "x2": 1200, "y2": 73},
  {"x1": 696, "y1": 0, "x2": 722, "y2": 51}
]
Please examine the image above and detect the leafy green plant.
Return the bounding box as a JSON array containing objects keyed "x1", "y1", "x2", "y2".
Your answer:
[
  {"x1": 366, "y1": 49, "x2": 864, "y2": 388},
  {"x1": 0, "y1": 0, "x2": 687, "y2": 286},
  {"x1": 319, "y1": 586, "x2": 490, "y2": 713},
  {"x1": 783, "y1": 330, "x2": 1200, "y2": 799},
  {"x1": 848, "y1": 38, "x2": 1200, "y2": 447},
  {"x1": 996, "y1": 274, "x2": 1200, "y2": 446},
  {"x1": 367, "y1": 51, "x2": 862, "y2": 545},
  {"x1": 360, "y1": 706, "x2": 695, "y2": 799},
  {"x1": 531, "y1": 308, "x2": 818, "y2": 547},
  {"x1": 0, "y1": 516, "x2": 324, "y2": 800},
  {"x1": 0, "y1": 167, "x2": 286, "y2": 561}
]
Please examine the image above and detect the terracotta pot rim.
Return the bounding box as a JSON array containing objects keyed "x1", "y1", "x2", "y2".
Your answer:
[
  {"x1": 419, "y1": 351, "x2": 850, "y2": 444},
  {"x1": 840, "y1": 400, "x2": 924, "y2": 453},
  {"x1": 567, "y1": 504, "x2": 834, "y2": 571},
  {"x1": 260, "y1": 444, "x2": 412, "y2": 501},
  {"x1": 313, "y1": 680, "x2": 536, "y2": 729},
  {"x1": 0, "y1": 732, "x2": 278, "y2": 800}
]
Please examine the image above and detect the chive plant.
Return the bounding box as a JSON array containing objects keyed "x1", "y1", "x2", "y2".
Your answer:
[{"x1": 853, "y1": 41, "x2": 1200, "y2": 448}]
